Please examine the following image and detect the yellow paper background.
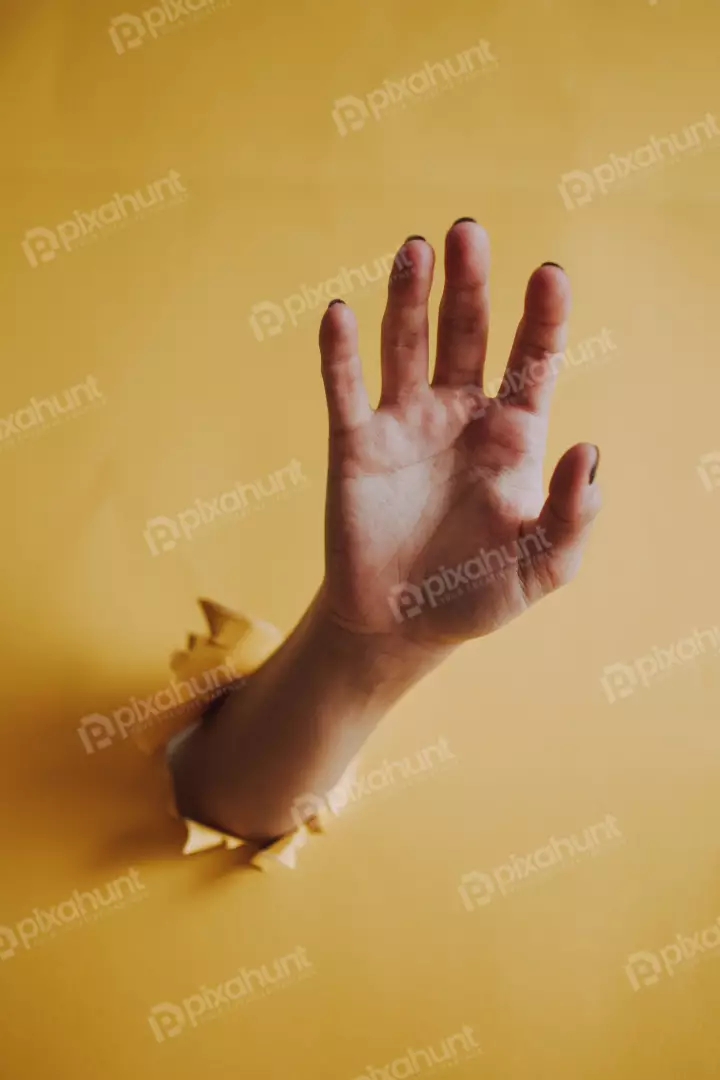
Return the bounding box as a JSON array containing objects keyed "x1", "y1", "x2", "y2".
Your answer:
[{"x1": 1, "y1": 0, "x2": 720, "y2": 1076}]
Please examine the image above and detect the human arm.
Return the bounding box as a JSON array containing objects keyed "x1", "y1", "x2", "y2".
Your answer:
[{"x1": 169, "y1": 220, "x2": 601, "y2": 843}]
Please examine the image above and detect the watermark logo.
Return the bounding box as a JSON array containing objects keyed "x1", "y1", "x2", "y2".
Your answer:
[
  {"x1": 467, "y1": 328, "x2": 618, "y2": 423},
  {"x1": 77, "y1": 661, "x2": 239, "y2": 754},
  {"x1": 148, "y1": 945, "x2": 313, "y2": 1042},
  {"x1": 458, "y1": 814, "x2": 623, "y2": 910},
  {"x1": 559, "y1": 113, "x2": 720, "y2": 209},
  {"x1": 250, "y1": 250, "x2": 412, "y2": 341},
  {"x1": 600, "y1": 625, "x2": 720, "y2": 703},
  {"x1": 388, "y1": 527, "x2": 552, "y2": 623},
  {"x1": 0, "y1": 376, "x2": 105, "y2": 451},
  {"x1": 22, "y1": 170, "x2": 187, "y2": 267},
  {"x1": 351, "y1": 1026, "x2": 482, "y2": 1079},
  {"x1": 143, "y1": 459, "x2": 308, "y2": 555},
  {"x1": 697, "y1": 452, "x2": 720, "y2": 492},
  {"x1": 538, "y1": 326, "x2": 618, "y2": 389},
  {"x1": 0, "y1": 869, "x2": 146, "y2": 960},
  {"x1": 291, "y1": 737, "x2": 457, "y2": 828},
  {"x1": 109, "y1": 0, "x2": 231, "y2": 53},
  {"x1": 625, "y1": 917, "x2": 720, "y2": 991},
  {"x1": 332, "y1": 39, "x2": 497, "y2": 136}
]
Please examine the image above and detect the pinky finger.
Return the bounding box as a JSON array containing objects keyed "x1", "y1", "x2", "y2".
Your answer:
[{"x1": 319, "y1": 301, "x2": 373, "y2": 434}]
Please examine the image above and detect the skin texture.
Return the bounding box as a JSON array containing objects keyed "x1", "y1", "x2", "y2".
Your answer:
[{"x1": 169, "y1": 220, "x2": 602, "y2": 843}]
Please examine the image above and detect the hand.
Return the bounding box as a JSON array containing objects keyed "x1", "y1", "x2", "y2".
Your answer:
[{"x1": 317, "y1": 220, "x2": 601, "y2": 648}]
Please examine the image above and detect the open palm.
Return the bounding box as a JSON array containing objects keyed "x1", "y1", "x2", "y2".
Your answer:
[{"x1": 318, "y1": 220, "x2": 601, "y2": 647}]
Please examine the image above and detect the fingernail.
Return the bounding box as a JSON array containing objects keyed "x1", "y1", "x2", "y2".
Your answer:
[
  {"x1": 452, "y1": 217, "x2": 476, "y2": 226},
  {"x1": 589, "y1": 446, "x2": 600, "y2": 484},
  {"x1": 541, "y1": 261, "x2": 565, "y2": 271},
  {"x1": 328, "y1": 298, "x2": 345, "y2": 308},
  {"x1": 405, "y1": 235, "x2": 425, "y2": 243}
]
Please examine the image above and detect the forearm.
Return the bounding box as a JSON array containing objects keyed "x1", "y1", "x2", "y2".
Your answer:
[{"x1": 168, "y1": 586, "x2": 453, "y2": 843}]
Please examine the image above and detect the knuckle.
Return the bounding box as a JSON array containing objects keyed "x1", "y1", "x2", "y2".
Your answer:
[
  {"x1": 382, "y1": 310, "x2": 427, "y2": 352},
  {"x1": 451, "y1": 312, "x2": 483, "y2": 337},
  {"x1": 520, "y1": 341, "x2": 557, "y2": 364}
]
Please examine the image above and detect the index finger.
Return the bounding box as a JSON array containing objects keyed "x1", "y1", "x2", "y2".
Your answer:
[{"x1": 500, "y1": 263, "x2": 571, "y2": 415}]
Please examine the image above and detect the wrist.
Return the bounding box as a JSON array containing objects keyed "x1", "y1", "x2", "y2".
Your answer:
[{"x1": 309, "y1": 584, "x2": 456, "y2": 716}]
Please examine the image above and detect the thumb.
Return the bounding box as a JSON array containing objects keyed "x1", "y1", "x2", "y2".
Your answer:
[{"x1": 528, "y1": 442, "x2": 601, "y2": 595}]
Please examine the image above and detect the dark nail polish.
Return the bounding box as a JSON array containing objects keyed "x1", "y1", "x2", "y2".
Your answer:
[
  {"x1": 452, "y1": 217, "x2": 476, "y2": 225},
  {"x1": 405, "y1": 235, "x2": 425, "y2": 243},
  {"x1": 589, "y1": 446, "x2": 600, "y2": 484},
  {"x1": 328, "y1": 298, "x2": 345, "y2": 307},
  {"x1": 541, "y1": 261, "x2": 565, "y2": 271}
]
